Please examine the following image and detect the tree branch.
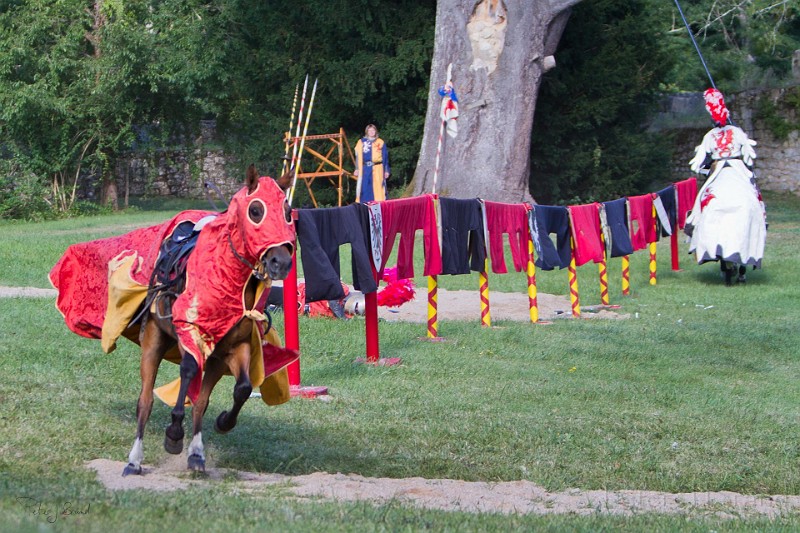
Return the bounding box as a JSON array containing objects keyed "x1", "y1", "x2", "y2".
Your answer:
[{"x1": 545, "y1": 0, "x2": 583, "y2": 15}]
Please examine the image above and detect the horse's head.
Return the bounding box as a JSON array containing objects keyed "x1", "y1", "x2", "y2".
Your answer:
[{"x1": 227, "y1": 164, "x2": 295, "y2": 281}]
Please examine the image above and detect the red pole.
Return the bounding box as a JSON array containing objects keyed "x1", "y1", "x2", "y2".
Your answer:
[
  {"x1": 670, "y1": 230, "x2": 680, "y2": 271},
  {"x1": 365, "y1": 266, "x2": 380, "y2": 362},
  {"x1": 283, "y1": 250, "x2": 300, "y2": 386}
]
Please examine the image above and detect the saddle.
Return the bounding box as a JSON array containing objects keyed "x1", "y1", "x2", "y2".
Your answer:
[
  {"x1": 153, "y1": 220, "x2": 202, "y2": 293},
  {"x1": 134, "y1": 215, "x2": 216, "y2": 323}
]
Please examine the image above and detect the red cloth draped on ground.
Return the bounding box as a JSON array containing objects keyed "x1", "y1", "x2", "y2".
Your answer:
[
  {"x1": 378, "y1": 195, "x2": 442, "y2": 279},
  {"x1": 674, "y1": 177, "x2": 698, "y2": 230},
  {"x1": 483, "y1": 201, "x2": 530, "y2": 274},
  {"x1": 49, "y1": 210, "x2": 212, "y2": 340},
  {"x1": 628, "y1": 194, "x2": 657, "y2": 251},
  {"x1": 567, "y1": 203, "x2": 604, "y2": 266}
]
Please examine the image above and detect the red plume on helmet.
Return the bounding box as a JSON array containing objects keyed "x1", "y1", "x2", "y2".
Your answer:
[{"x1": 703, "y1": 88, "x2": 729, "y2": 125}]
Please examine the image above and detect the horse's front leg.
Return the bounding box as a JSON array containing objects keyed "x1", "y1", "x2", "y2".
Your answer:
[
  {"x1": 184, "y1": 356, "x2": 228, "y2": 473},
  {"x1": 214, "y1": 342, "x2": 253, "y2": 435},
  {"x1": 123, "y1": 322, "x2": 170, "y2": 476},
  {"x1": 164, "y1": 352, "x2": 199, "y2": 455}
]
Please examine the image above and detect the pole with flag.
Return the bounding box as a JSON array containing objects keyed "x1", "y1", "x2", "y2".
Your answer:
[{"x1": 432, "y1": 63, "x2": 459, "y2": 195}]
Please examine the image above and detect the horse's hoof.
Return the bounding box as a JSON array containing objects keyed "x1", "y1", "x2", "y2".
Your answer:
[
  {"x1": 738, "y1": 276, "x2": 746, "y2": 284},
  {"x1": 188, "y1": 454, "x2": 205, "y2": 472},
  {"x1": 164, "y1": 435, "x2": 184, "y2": 455},
  {"x1": 214, "y1": 411, "x2": 232, "y2": 434},
  {"x1": 122, "y1": 463, "x2": 142, "y2": 477}
]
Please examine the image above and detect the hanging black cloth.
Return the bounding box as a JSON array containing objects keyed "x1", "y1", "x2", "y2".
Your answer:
[
  {"x1": 530, "y1": 205, "x2": 571, "y2": 271},
  {"x1": 296, "y1": 204, "x2": 378, "y2": 303},
  {"x1": 439, "y1": 197, "x2": 487, "y2": 275}
]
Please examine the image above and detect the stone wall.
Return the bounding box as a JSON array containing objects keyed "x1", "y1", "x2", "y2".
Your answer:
[
  {"x1": 666, "y1": 86, "x2": 800, "y2": 195},
  {"x1": 114, "y1": 149, "x2": 239, "y2": 200}
]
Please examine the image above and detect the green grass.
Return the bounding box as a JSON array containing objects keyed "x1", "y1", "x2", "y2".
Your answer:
[{"x1": 1, "y1": 192, "x2": 799, "y2": 530}]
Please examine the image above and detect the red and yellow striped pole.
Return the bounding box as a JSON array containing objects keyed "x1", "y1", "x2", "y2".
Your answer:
[
  {"x1": 649, "y1": 204, "x2": 657, "y2": 286},
  {"x1": 526, "y1": 238, "x2": 538, "y2": 323},
  {"x1": 427, "y1": 275, "x2": 439, "y2": 338},
  {"x1": 622, "y1": 255, "x2": 631, "y2": 296},
  {"x1": 479, "y1": 259, "x2": 491, "y2": 327},
  {"x1": 568, "y1": 237, "x2": 581, "y2": 318}
]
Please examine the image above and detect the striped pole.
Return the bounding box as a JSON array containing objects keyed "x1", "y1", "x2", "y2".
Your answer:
[
  {"x1": 598, "y1": 234, "x2": 610, "y2": 306},
  {"x1": 526, "y1": 238, "x2": 538, "y2": 323},
  {"x1": 282, "y1": 84, "x2": 299, "y2": 175},
  {"x1": 289, "y1": 78, "x2": 318, "y2": 206},
  {"x1": 288, "y1": 75, "x2": 309, "y2": 173},
  {"x1": 569, "y1": 237, "x2": 581, "y2": 318},
  {"x1": 431, "y1": 63, "x2": 453, "y2": 195},
  {"x1": 427, "y1": 275, "x2": 439, "y2": 338},
  {"x1": 480, "y1": 258, "x2": 491, "y2": 327},
  {"x1": 649, "y1": 204, "x2": 657, "y2": 286},
  {"x1": 432, "y1": 118, "x2": 446, "y2": 195},
  {"x1": 622, "y1": 255, "x2": 631, "y2": 295}
]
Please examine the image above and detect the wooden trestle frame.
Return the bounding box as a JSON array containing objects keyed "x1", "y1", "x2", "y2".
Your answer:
[{"x1": 287, "y1": 127, "x2": 357, "y2": 207}]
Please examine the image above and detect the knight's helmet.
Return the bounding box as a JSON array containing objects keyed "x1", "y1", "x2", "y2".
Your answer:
[{"x1": 703, "y1": 88, "x2": 730, "y2": 127}]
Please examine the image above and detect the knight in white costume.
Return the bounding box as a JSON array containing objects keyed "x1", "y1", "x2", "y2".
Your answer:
[{"x1": 685, "y1": 88, "x2": 766, "y2": 285}]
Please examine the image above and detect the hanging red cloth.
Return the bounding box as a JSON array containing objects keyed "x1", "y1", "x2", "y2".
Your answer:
[
  {"x1": 378, "y1": 195, "x2": 442, "y2": 279},
  {"x1": 567, "y1": 203, "x2": 604, "y2": 267},
  {"x1": 627, "y1": 194, "x2": 658, "y2": 251},
  {"x1": 483, "y1": 201, "x2": 530, "y2": 274},
  {"x1": 674, "y1": 177, "x2": 698, "y2": 230}
]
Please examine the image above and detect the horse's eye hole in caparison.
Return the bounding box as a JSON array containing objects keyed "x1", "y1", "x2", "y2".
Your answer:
[{"x1": 247, "y1": 199, "x2": 265, "y2": 224}]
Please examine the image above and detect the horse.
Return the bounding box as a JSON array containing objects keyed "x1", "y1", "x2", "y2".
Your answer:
[
  {"x1": 49, "y1": 165, "x2": 296, "y2": 475},
  {"x1": 685, "y1": 160, "x2": 766, "y2": 286}
]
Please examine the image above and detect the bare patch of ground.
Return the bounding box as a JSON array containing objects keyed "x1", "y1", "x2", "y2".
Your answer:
[
  {"x1": 376, "y1": 288, "x2": 627, "y2": 323},
  {"x1": 0, "y1": 285, "x2": 58, "y2": 298},
  {"x1": 2, "y1": 284, "x2": 626, "y2": 322},
  {"x1": 86, "y1": 459, "x2": 800, "y2": 519}
]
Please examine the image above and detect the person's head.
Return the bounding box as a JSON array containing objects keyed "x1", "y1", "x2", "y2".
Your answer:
[
  {"x1": 703, "y1": 88, "x2": 730, "y2": 127},
  {"x1": 365, "y1": 124, "x2": 378, "y2": 139}
]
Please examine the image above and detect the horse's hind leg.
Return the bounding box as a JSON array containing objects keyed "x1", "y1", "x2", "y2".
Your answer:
[
  {"x1": 123, "y1": 323, "x2": 169, "y2": 476},
  {"x1": 164, "y1": 353, "x2": 199, "y2": 455},
  {"x1": 214, "y1": 343, "x2": 252, "y2": 435}
]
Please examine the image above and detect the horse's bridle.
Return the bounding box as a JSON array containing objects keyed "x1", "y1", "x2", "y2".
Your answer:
[{"x1": 228, "y1": 235, "x2": 269, "y2": 282}]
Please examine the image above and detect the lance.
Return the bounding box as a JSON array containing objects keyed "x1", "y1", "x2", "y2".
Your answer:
[
  {"x1": 288, "y1": 75, "x2": 309, "y2": 176},
  {"x1": 289, "y1": 78, "x2": 318, "y2": 206},
  {"x1": 282, "y1": 84, "x2": 299, "y2": 175}
]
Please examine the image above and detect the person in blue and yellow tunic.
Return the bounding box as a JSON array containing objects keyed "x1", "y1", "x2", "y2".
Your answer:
[{"x1": 354, "y1": 124, "x2": 391, "y2": 202}]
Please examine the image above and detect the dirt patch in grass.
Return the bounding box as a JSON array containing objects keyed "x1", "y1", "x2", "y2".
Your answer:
[
  {"x1": 87, "y1": 458, "x2": 800, "y2": 518},
  {"x1": 1, "y1": 285, "x2": 627, "y2": 322},
  {"x1": 375, "y1": 288, "x2": 627, "y2": 323}
]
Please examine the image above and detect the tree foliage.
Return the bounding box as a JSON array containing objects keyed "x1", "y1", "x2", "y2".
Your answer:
[
  {"x1": 657, "y1": 0, "x2": 800, "y2": 91},
  {"x1": 0, "y1": 0, "x2": 796, "y2": 217},
  {"x1": 530, "y1": 0, "x2": 676, "y2": 204}
]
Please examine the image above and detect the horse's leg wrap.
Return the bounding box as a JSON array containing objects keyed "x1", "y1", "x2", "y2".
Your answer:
[
  {"x1": 165, "y1": 354, "x2": 199, "y2": 454},
  {"x1": 123, "y1": 438, "x2": 144, "y2": 476},
  {"x1": 187, "y1": 432, "x2": 205, "y2": 472}
]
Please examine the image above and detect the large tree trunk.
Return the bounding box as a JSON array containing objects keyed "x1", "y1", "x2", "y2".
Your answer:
[{"x1": 412, "y1": 0, "x2": 581, "y2": 203}]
